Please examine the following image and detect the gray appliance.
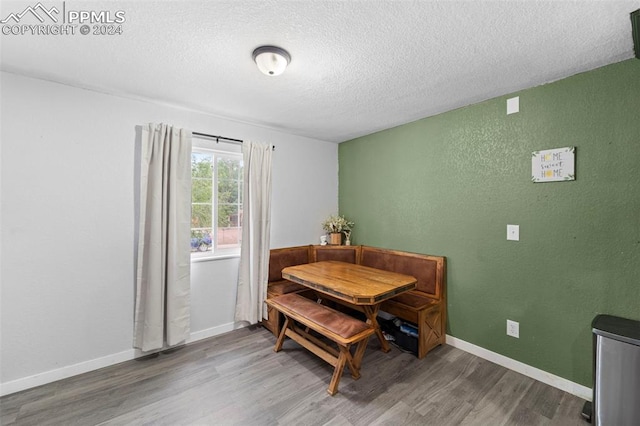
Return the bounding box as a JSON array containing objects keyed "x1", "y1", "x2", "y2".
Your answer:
[{"x1": 585, "y1": 314, "x2": 640, "y2": 425}]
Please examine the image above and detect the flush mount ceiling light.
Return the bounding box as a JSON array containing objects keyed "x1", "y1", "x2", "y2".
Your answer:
[{"x1": 252, "y1": 46, "x2": 291, "y2": 76}]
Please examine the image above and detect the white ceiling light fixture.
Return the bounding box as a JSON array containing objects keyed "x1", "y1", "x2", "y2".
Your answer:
[{"x1": 252, "y1": 46, "x2": 291, "y2": 76}]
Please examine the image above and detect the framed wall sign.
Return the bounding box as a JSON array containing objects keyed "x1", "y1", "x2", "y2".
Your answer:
[{"x1": 532, "y1": 147, "x2": 575, "y2": 183}]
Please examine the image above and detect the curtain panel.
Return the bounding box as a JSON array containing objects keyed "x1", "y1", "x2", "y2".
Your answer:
[
  {"x1": 134, "y1": 123, "x2": 192, "y2": 352},
  {"x1": 235, "y1": 141, "x2": 273, "y2": 324}
]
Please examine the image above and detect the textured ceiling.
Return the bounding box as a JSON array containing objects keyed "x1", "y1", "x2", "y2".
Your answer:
[{"x1": 1, "y1": 1, "x2": 638, "y2": 142}]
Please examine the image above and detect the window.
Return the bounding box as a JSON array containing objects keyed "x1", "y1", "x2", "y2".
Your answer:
[{"x1": 191, "y1": 148, "x2": 243, "y2": 258}]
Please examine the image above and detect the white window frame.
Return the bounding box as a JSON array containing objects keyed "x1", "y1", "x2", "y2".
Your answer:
[{"x1": 191, "y1": 144, "x2": 243, "y2": 262}]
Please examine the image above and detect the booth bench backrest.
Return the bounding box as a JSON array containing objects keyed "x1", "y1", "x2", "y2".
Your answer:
[
  {"x1": 268, "y1": 246, "x2": 311, "y2": 283},
  {"x1": 269, "y1": 245, "x2": 443, "y2": 301},
  {"x1": 312, "y1": 245, "x2": 361, "y2": 264},
  {"x1": 360, "y1": 246, "x2": 444, "y2": 301}
]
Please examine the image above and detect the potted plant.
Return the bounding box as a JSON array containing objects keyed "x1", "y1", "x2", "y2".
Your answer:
[
  {"x1": 321, "y1": 214, "x2": 354, "y2": 245},
  {"x1": 190, "y1": 230, "x2": 212, "y2": 252}
]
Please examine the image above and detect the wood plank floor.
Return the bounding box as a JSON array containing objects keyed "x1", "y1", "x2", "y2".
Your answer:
[{"x1": 1, "y1": 326, "x2": 588, "y2": 426}]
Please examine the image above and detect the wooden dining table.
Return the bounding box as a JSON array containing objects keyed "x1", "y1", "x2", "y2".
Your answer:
[{"x1": 281, "y1": 260, "x2": 417, "y2": 353}]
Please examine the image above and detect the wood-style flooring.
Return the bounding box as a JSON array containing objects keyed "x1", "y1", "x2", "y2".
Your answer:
[{"x1": 1, "y1": 326, "x2": 588, "y2": 425}]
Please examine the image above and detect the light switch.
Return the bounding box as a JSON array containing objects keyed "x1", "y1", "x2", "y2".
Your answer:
[
  {"x1": 507, "y1": 224, "x2": 519, "y2": 241},
  {"x1": 507, "y1": 96, "x2": 519, "y2": 115}
]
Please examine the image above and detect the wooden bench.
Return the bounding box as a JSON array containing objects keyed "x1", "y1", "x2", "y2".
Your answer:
[
  {"x1": 361, "y1": 246, "x2": 446, "y2": 359},
  {"x1": 266, "y1": 293, "x2": 375, "y2": 396}
]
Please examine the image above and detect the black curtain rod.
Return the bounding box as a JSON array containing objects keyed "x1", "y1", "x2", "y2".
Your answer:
[
  {"x1": 192, "y1": 132, "x2": 243, "y2": 144},
  {"x1": 192, "y1": 131, "x2": 275, "y2": 150}
]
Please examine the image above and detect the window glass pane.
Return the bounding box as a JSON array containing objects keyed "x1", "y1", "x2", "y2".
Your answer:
[
  {"x1": 218, "y1": 226, "x2": 241, "y2": 248},
  {"x1": 217, "y1": 204, "x2": 238, "y2": 228},
  {"x1": 218, "y1": 178, "x2": 239, "y2": 204},
  {"x1": 218, "y1": 204, "x2": 241, "y2": 249},
  {"x1": 192, "y1": 178, "x2": 212, "y2": 203},
  {"x1": 192, "y1": 153, "x2": 213, "y2": 178},
  {"x1": 192, "y1": 204, "x2": 212, "y2": 230},
  {"x1": 217, "y1": 157, "x2": 240, "y2": 179},
  {"x1": 191, "y1": 148, "x2": 242, "y2": 258}
]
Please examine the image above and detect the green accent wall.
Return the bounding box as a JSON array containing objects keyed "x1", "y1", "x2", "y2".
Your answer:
[{"x1": 339, "y1": 59, "x2": 640, "y2": 387}]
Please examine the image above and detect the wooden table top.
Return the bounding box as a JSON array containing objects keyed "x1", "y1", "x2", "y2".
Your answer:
[{"x1": 282, "y1": 261, "x2": 417, "y2": 305}]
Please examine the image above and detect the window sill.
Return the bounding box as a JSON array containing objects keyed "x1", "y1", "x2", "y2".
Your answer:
[{"x1": 191, "y1": 253, "x2": 240, "y2": 263}]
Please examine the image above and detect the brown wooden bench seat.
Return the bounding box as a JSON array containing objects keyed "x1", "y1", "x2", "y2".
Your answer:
[{"x1": 266, "y1": 293, "x2": 375, "y2": 396}]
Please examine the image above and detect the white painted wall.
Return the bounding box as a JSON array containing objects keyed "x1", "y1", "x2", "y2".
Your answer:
[{"x1": 0, "y1": 71, "x2": 338, "y2": 394}]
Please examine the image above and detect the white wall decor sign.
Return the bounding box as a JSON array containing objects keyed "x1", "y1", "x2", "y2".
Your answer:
[{"x1": 532, "y1": 147, "x2": 575, "y2": 183}]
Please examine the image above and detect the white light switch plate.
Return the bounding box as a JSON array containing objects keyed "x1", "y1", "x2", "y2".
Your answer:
[{"x1": 507, "y1": 224, "x2": 519, "y2": 241}]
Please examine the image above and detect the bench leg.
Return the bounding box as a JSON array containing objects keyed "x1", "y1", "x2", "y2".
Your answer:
[
  {"x1": 418, "y1": 309, "x2": 427, "y2": 359},
  {"x1": 338, "y1": 343, "x2": 361, "y2": 380},
  {"x1": 417, "y1": 306, "x2": 444, "y2": 359},
  {"x1": 274, "y1": 317, "x2": 290, "y2": 352},
  {"x1": 351, "y1": 336, "x2": 370, "y2": 373},
  {"x1": 328, "y1": 347, "x2": 349, "y2": 396}
]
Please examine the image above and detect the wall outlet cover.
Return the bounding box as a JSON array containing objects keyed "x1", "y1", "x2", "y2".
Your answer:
[
  {"x1": 507, "y1": 224, "x2": 519, "y2": 241},
  {"x1": 507, "y1": 319, "x2": 520, "y2": 338}
]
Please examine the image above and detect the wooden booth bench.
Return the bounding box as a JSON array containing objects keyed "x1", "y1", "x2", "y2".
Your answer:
[
  {"x1": 266, "y1": 293, "x2": 375, "y2": 396},
  {"x1": 264, "y1": 245, "x2": 446, "y2": 359}
]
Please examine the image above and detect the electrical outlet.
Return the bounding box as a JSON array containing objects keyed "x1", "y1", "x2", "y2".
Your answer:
[
  {"x1": 507, "y1": 224, "x2": 519, "y2": 241},
  {"x1": 507, "y1": 319, "x2": 519, "y2": 338}
]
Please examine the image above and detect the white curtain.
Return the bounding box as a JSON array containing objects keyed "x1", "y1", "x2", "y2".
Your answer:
[
  {"x1": 235, "y1": 141, "x2": 273, "y2": 324},
  {"x1": 134, "y1": 123, "x2": 192, "y2": 352}
]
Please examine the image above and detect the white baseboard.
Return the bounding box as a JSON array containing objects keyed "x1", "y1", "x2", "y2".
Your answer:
[
  {"x1": 0, "y1": 322, "x2": 242, "y2": 397},
  {"x1": 0, "y1": 349, "x2": 136, "y2": 397},
  {"x1": 446, "y1": 335, "x2": 592, "y2": 401},
  {"x1": 186, "y1": 321, "x2": 239, "y2": 343}
]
